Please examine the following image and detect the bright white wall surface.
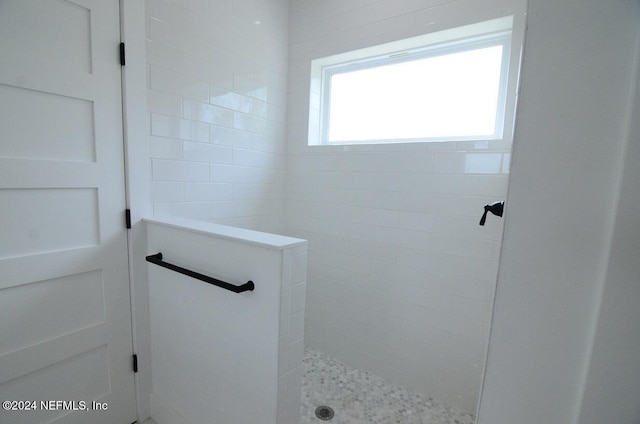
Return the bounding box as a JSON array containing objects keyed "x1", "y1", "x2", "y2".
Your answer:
[
  {"x1": 478, "y1": 1, "x2": 640, "y2": 423},
  {"x1": 577, "y1": 34, "x2": 640, "y2": 424},
  {"x1": 145, "y1": 218, "x2": 306, "y2": 424},
  {"x1": 144, "y1": 0, "x2": 289, "y2": 233},
  {"x1": 286, "y1": 0, "x2": 524, "y2": 412}
]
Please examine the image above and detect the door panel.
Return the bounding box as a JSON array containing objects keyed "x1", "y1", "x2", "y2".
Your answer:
[
  {"x1": 0, "y1": 188, "x2": 100, "y2": 258},
  {"x1": 0, "y1": 1, "x2": 136, "y2": 423},
  {"x1": 0, "y1": 0, "x2": 93, "y2": 73},
  {"x1": 0, "y1": 84, "x2": 96, "y2": 162}
]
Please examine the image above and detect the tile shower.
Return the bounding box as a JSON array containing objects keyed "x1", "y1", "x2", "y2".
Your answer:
[
  {"x1": 286, "y1": 0, "x2": 522, "y2": 416},
  {"x1": 286, "y1": 145, "x2": 509, "y2": 415},
  {"x1": 144, "y1": 0, "x2": 522, "y2": 421},
  {"x1": 301, "y1": 348, "x2": 476, "y2": 424}
]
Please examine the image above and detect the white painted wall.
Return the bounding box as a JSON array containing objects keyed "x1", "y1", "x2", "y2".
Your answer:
[
  {"x1": 478, "y1": 1, "x2": 640, "y2": 423},
  {"x1": 145, "y1": 218, "x2": 306, "y2": 424},
  {"x1": 577, "y1": 33, "x2": 640, "y2": 424},
  {"x1": 144, "y1": 0, "x2": 289, "y2": 234},
  {"x1": 286, "y1": 0, "x2": 525, "y2": 412}
]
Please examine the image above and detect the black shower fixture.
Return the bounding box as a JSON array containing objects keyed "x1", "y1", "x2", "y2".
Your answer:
[{"x1": 479, "y1": 201, "x2": 505, "y2": 226}]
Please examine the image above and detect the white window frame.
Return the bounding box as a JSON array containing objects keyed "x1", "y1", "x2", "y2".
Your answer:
[{"x1": 308, "y1": 17, "x2": 518, "y2": 146}]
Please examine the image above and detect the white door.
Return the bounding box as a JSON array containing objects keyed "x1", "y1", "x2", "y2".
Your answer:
[{"x1": 0, "y1": 1, "x2": 137, "y2": 423}]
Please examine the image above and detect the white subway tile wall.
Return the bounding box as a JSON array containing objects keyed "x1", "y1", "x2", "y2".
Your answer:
[
  {"x1": 145, "y1": 0, "x2": 289, "y2": 233},
  {"x1": 146, "y1": 219, "x2": 306, "y2": 424},
  {"x1": 146, "y1": 0, "x2": 521, "y2": 416},
  {"x1": 286, "y1": 0, "x2": 522, "y2": 413},
  {"x1": 278, "y1": 245, "x2": 307, "y2": 424}
]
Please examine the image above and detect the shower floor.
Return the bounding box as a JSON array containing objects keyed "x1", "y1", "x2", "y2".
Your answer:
[{"x1": 301, "y1": 347, "x2": 475, "y2": 424}]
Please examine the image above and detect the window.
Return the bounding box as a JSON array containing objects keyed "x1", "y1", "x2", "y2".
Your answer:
[{"x1": 308, "y1": 17, "x2": 516, "y2": 145}]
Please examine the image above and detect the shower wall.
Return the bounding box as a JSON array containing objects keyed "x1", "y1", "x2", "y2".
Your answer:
[
  {"x1": 145, "y1": 0, "x2": 289, "y2": 234},
  {"x1": 143, "y1": 0, "x2": 524, "y2": 413},
  {"x1": 285, "y1": 0, "x2": 524, "y2": 412}
]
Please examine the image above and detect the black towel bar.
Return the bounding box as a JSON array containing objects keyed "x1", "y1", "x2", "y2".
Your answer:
[{"x1": 145, "y1": 252, "x2": 255, "y2": 293}]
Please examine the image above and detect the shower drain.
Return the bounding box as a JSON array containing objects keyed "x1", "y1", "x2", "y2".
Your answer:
[{"x1": 315, "y1": 405, "x2": 335, "y2": 421}]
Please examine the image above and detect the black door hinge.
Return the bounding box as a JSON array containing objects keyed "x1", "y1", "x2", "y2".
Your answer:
[
  {"x1": 120, "y1": 42, "x2": 125, "y2": 66},
  {"x1": 125, "y1": 209, "x2": 131, "y2": 229},
  {"x1": 132, "y1": 354, "x2": 138, "y2": 373}
]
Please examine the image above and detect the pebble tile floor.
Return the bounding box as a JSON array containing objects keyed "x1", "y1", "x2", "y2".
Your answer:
[{"x1": 301, "y1": 348, "x2": 476, "y2": 424}]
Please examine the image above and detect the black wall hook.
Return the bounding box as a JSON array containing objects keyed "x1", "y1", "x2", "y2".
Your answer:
[{"x1": 479, "y1": 201, "x2": 504, "y2": 226}]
